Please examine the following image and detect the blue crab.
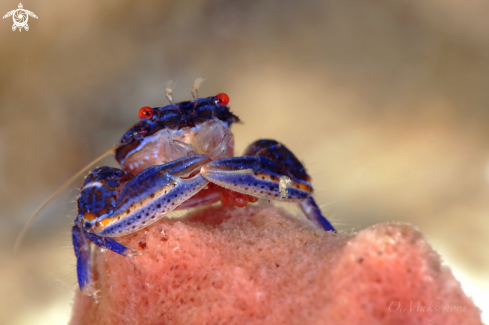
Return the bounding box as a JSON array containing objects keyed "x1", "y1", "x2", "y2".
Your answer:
[{"x1": 73, "y1": 81, "x2": 336, "y2": 296}]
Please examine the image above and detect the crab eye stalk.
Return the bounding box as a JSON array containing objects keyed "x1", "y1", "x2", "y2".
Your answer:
[
  {"x1": 138, "y1": 106, "x2": 154, "y2": 119},
  {"x1": 216, "y1": 93, "x2": 230, "y2": 106}
]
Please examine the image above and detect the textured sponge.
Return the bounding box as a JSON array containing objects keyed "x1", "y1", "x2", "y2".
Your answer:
[{"x1": 70, "y1": 205, "x2": 482, "y2": 325}]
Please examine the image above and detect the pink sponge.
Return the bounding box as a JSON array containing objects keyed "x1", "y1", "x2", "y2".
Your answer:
[{"x1": 70, "y1": 205, "x2": 482, "y2": 324}]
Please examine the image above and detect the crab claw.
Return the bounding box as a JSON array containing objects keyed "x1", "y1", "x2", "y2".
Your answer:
[
  {"x1": 94, "y1": 154, "x2": 212, "y2": 236},
  {"x1": 201, "y1": 156, "x2": 312, "y2": 202}
]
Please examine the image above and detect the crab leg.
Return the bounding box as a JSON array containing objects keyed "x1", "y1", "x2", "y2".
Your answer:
[
  {"x1": 72, "y1": 226, "x2": 93, "y2": 295},
  {"x1": 201, "y1": 140, "x2": 336, "y2": 232},
  {"x1": 299, "y1": 196, "x2": 336, "y2": 232},
  {"x1": 93, "y1": 154, "x2": 211, "y2": 236},
  {"x1": 73, "y1": 224, "x2": 140, "y2": 294}
]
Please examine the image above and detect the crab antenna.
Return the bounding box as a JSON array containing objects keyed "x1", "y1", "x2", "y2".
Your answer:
[
  {"x1": 14, "y1": 147, "x2": 115, "y2": 253},
  {"x1": 164, "y1": 80, "x2": 176, "y2": 104},
  {"x1": 191, "y1": 77, "x2": 206, "y2": 99}
]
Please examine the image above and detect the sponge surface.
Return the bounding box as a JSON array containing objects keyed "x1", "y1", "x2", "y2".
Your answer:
[{"x1": 70, "y1": 205, "x2": 482, "y2": 325}]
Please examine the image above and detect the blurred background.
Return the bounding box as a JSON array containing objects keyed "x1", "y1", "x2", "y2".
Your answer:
[{"x1": 1, "y1": 0, "x2": 488, "y2": 323}]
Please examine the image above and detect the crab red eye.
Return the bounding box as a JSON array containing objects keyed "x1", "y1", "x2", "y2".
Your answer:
[
  {"x1": 216, "y1": 93, "x2": 230, "y2": 106},
  {"x1": 138, "y1": 106, "x2": 154, "y2": 119}
]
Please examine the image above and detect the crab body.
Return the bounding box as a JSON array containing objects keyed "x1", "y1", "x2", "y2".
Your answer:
[{"x1": 73, "y1": 92, "x2": 335, "y2": 296}]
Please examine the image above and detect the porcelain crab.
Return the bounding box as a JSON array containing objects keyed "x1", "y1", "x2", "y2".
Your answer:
[{"x1": 73, "y1": 81, "x2": 336, "y2": 296}]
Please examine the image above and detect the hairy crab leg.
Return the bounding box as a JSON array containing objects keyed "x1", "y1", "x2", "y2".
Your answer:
[
  {"x1": 72, "y1": 225, "x2": 140, "y2": 295},
  {"x1": 72, "y1": 226, "x2": 93, "y2": 295},
  {"x1": 245, "y1": 140, "x2": 335, "y2": 232},
  {"x1": 300, "y1": 196, "x2": 336, "y2": 232},
  {"x1": 93, "y1": 154, "x2": 212, "y2": 236},
  {"x1": 201, "y1": 139, "x2": 336, "y2": 232}
]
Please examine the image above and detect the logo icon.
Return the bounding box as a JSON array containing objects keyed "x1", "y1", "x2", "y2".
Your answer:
[{"x1": 3, "y1": 3, "x2": 38, "y2": 32}]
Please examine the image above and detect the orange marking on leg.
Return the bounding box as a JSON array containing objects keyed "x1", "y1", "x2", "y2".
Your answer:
[
  {"x1": 83, "y1": 212, "x2": 97, "y2": 222},
  {"x1": 294, "y1": 182, "x2": 312, "y2": 193}
]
